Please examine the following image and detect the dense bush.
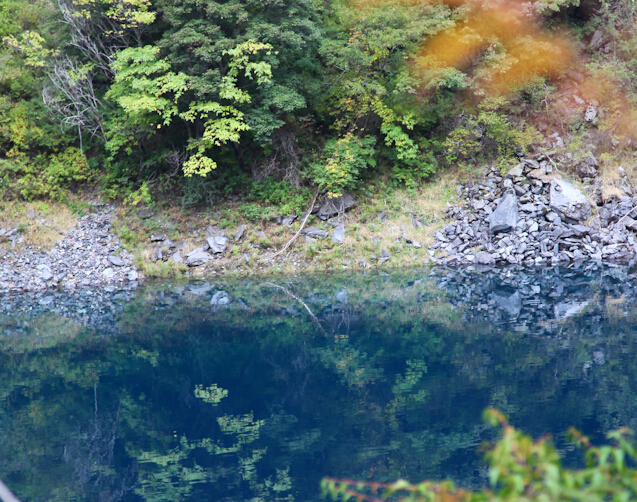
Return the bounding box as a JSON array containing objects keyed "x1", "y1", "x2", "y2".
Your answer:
[{"x1": 323, "y1": 408, "x2": 637, "y2": 502}]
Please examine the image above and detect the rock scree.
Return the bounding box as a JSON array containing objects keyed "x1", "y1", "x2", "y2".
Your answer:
[
  {"x1": 430, "y1": 160, "x2": 637, "y2": 267},
  {"x1": 0, "y1": 206, "x2": 141, "y2": 295}
]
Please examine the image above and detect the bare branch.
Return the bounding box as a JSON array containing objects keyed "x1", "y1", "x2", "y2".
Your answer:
[{"x1": 42, "y1": 57, "x2": 105, "y2": 142}]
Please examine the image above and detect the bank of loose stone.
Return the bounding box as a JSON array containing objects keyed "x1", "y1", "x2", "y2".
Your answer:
[
  {"x1": 430, "y1": 160, "x2": 637, "y2": 266},
  {"x1": 0, "y1": 206, "x2": 141, "y2": 295}
]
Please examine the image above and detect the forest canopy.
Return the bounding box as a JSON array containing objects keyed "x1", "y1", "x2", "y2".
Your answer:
[{"x1": 0, "y1": 0, "x2": 635, "y2": 205}]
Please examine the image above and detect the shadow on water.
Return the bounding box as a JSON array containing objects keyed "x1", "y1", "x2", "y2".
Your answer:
[{"x1": 2, "y1": 264, "x2": 637, "y2": 501}]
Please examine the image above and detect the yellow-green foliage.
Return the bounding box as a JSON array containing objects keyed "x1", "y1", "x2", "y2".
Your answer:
[
  {"x1": 0, "y1": 148, "x2": 89, "y2": 200},
  {"x1": 323, "y1": 408, "x2": 637, "y2": 502},
  {"x1": 311, "y1": 134, "x2": 376, "y2": 197}
]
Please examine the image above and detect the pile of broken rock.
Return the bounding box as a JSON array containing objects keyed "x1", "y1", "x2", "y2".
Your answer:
[
  {"x1": 430, "y1": 160, "x2": 637, "y2": 267},
  {"x1": 0, "y1": 207, "x2": 140, "y2": 295}
]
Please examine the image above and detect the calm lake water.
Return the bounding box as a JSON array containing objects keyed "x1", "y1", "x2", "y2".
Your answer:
[{"x1": 1, "y1": 265, "x2": 637, "y2": 502}]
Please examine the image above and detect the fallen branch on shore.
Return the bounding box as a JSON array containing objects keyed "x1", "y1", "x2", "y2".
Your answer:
[{"x1": 260, "y1": 188, "x2": 320, "y2": 262}]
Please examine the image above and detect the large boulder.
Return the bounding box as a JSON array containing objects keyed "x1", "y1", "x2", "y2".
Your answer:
[
  {"x1": 549, "y1": 179, "x2": 592, "y2": 222},
  {"x1": 331, "y1": 223, "x2": 345, "y2": 244},
  {"x1": 207, "y1": 235, "x2": 228, "y2": 254},
  {"x1": 186, "y1": 249, "x2": 212, "y2": 267},
  {"x1": 488, "y1": 192, "x2": 519, "y2": 234},
  {"x1": 316, "y1": 192, "x2": 356, "y2": 220},
  {"x1": 108, "y1": 255, "x2": 125, "y2": 267}
]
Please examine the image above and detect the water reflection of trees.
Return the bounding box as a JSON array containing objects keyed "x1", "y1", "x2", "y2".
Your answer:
[{"x1": 2, "y1": 267, "x2": 637, "y2": 500}]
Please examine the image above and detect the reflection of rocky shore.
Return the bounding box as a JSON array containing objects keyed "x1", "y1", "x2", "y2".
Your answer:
[
  {"x1": 431, "y1": 264, "x2": 635, "y2": 331},
  {"x1": 0, "y1": 287, "x2": 137, "y2": 336},
  {"x1": 5, "y1": 264, "x2": 636, "y2": 341}
]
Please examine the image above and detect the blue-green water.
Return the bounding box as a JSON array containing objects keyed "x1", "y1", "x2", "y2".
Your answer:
[{"x1": 1, "y1": 265, "x2": 637, "y2": 502}]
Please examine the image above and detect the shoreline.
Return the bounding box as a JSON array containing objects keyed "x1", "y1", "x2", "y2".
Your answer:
[{"x1": 3, "y1": 158, "x2": 637, "y2": 294}]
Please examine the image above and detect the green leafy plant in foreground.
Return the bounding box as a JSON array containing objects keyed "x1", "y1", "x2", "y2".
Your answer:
[{"x1": 323, "y1": 408, "x2": 637, "y2": 502}]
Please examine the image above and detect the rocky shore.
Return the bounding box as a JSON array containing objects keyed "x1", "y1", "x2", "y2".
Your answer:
[
  {"x1": 429, "y1": 155, "x2": 637, "y2": 267},
  {"x1": 0, "y1": 206, "x2": 141, "y2": 295}
]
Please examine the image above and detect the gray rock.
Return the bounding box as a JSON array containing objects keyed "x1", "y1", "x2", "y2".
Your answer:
[
  {"x1": 207, "y1": 235, "x2": 228, "y2": 254},
  {"x1": 170, "y1": 251, "x2": 183, "y2": 264},
  {"x1": 282, "y1": 215, "x2": 297, "y2": 226},
  {"x1": 127, "y1": 270, "x2": 139, "y2": 281},
  {"x1": 271, "y1": 215, "x2": 283, "y2": 225},
  {"x1": 624, "y1": 217, "x2": 637, "y2": 233},
  {"x1": 150, "y1": 233, "x2": 166, "y2": 242},
  {"x1": 570, "y1": 225, "x2": 590, "y2": 237},
  {"x1": 54, "y1": 272, "x2": 67, "y2": 282},
  {"x1": 475, "y1": 251, "x2": 495, "y2": 265},
  {"x1": 317, "y1": 191, "x2": 356, "y2": 219},
  {"x1": 186, "y1": 249, "x2": 212, "y2": 267},
  {"x1": 359, "y1": 258, "x2": 367, "y2": 268},
  {"x1": 234, "y1": 225, "x2": 246, "y2": 241},
  {"x1": 590, "y1": 30, "x2": 603, "y2": 50},
  {"x1": 35, "y1": 264, "x2": 53, "y2": 281},
  {"x1": 102, "y1": 268, "x2": 115, "y2": 279},
  {"x1": 108, "y1": 255, "x2": 125, "y2": 267},
  {"x1": 545, "y1": 211, "x2": 559, "y2": 222},
  {"x1": 578, "y1": 164, "x2": 597, "y2": 179},
  {"x1": 507, "y1": 164, "x2": 524, "y2": 178},
  {"x1": 585, "y1": 105, "x2": 597, "y2": 122},
  {"x1": 549, "y1": 179, "x2": 592, "y2": 222},
  {"x1": 137, "y1": 209, "x2": 154, "y2": 219},
  {"x1": 302, "y1": 227, "x2": 329, "y2": 239},
  {"x1": 488, "y1": 192, "x2": 519, "y2": 234},
  {"x1": 514, "y1": 185, "x2": 527, "y2": 196},
  {"x1": 380, "y1": 249, "x2": 390, "y2": 263},
  {"x1": 583, "y1": 152, "x2": 598, "y2": 167},
  {"x1": 331, "y1": 224, "x2": 345, "y2": 244},
  {"x1": 522, "y1": 158, "x2": 540, "y2": 169}
]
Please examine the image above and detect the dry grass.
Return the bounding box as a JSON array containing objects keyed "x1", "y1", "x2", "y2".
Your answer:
[
  {"x1": 0, "y1": 200, "x2": 78, "y2": 252},
  {"x1": 108, "y1": 169, "x2": 471, "y2": 276}
]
